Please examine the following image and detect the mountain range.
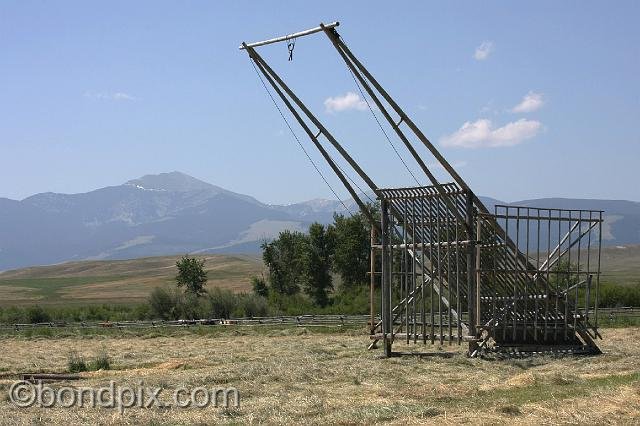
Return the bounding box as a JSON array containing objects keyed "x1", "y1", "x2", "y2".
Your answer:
[{"x1": 1, "y1": 171, "x2": 639, "y2": 271}]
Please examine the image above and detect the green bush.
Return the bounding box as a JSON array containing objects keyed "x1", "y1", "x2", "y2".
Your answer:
[
  {"x1": 204, "y1": 288, "x2": 238, "y2": 319},
  {"x1": 67, "y1": 351, "x2": 88, "y2": 373},
  {"x1": 91, "y1": 347, "x2": 110, "y2": 371},
  {"x1": 149, "y1": 287, "x2": 181, "y2": 320},
  {"x1": 328, "y1": 286, "x2": 373, "y2": 315},
  {"x1": 26, "y1": 305, "x2": 50, "y2": 323},
  {"x1": 599, "y1": 282, "x2": 640, "y2": 307},
  {"x1": 235, "y1": 294, "x2": 270, "y2": 318},
  {"x1": 267, "y1": 292, "x2": 318, "y2": 315}
]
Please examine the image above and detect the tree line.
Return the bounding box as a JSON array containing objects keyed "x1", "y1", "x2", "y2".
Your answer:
[
  {"x1": 253, "y1": 206, "x2": 378, "y2": 309},
  {"x1": 144, "y1": 206, "x2": 379, "y2": 320}
]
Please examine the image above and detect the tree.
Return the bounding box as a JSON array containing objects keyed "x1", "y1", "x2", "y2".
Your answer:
[
  {"x1": 261, "y1": 230, "x2": 309, "y2": 295},
  {"x1": 304, "y1": 223, "x2": 334, "y2": 307},
  {"x1": 251, "y1": 275, "x2": 269, "y2": 297},
  {"x1": 175, "y1": 255, "x2": 208, "y2": 296},
  {"x1": 327, "y1": 210, "x2": 373, "y2": 288}
]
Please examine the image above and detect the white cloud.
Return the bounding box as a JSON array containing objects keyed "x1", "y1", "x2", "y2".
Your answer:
[
  {"x1": 474, "y1": 41, "x2": 494, "y2": 61},
  {"x1": 511, "y1": 91, "x2": 544, "y2": 113},
  {"x1": 428, "y1": 160, "x2": 468, "y2": 170},
  {"x1": 84, "y1": 91, "x2": 137, "y2": 101},
  {"x1": 440, "y1": 118, "x2": 542, "y2": 148},
  {"x1": 324, "y1": 91, "x2": 367, "y2": 113}
]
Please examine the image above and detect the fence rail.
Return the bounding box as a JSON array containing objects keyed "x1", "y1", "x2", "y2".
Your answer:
[
  {"x1": 0, "y1": 309, "x2": 637, "y2": 331},
  {"x1": 0, "y1": 314, "x2": 376, "y2": 330}
]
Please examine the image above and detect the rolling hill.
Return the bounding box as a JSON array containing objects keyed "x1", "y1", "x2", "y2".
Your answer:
[
  {"x1": 0, "y1": 245, "x2": 637, "y2": 307},
  {"x1": 0, "y1": 254, "x2": 262, "y2": 306}
]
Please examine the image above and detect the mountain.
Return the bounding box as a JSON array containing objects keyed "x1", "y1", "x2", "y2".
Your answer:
[
  {"x1": 0, "y1": 172, "x2": 639, "y2": 271},
  {"x1": 282, "y1": 195, "x2": 640, "y2": 248},
  {"x1": 0, "y1": 172, "x2": 304, "y2": 270}
]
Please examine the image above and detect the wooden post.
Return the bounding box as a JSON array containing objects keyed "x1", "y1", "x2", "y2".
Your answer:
[
  {"x1": 475, "y1": 219, "x2": 482, "y2": 331},
  {"x1": 370, "y1": 227, "x2": 376, "y2": 335},
  {"x1": 466, "y1": 191, "x2": 478, "y2": 355},
  {"x1": 381, "y1": 200, "x2": 392, "y2": 357}
]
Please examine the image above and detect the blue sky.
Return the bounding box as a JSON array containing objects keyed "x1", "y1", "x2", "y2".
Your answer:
[{"x1": 1, "y1": 1, "x2": 638, "y2": 204}]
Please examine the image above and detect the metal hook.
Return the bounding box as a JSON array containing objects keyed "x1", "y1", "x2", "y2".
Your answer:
[{"x1": 287, "y1": 37, "x2": 296, "y2": 61}]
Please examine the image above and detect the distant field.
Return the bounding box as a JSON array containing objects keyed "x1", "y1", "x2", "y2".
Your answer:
[
  {"x1": 598, "y1": 244, "x2": 640, "y2": 286},
  {"x1": 0, "y1": 254, "x2": 263, "y2": 306},
  {"x1": 0, "y1": 244, "x2": 637, "y2": 308}
]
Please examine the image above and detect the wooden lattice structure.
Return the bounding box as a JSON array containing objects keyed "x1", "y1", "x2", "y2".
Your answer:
[
  {"x1": 371, "y1": 185, "x2": 602, "y2": 356},
  {"x1": 241, "y1": 22, "x2": 603, "y2": 356}
]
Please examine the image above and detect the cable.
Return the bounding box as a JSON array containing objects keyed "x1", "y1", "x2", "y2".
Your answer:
[
  {"x1": 249, "y1": 56, "x2": 353, "y2": 216},
  {"x1": 340, "y1": 36, "x2": 422, "y2": 187},
  {"x1": 334, "y1": 160, "x2": 376, "y2": 205}
]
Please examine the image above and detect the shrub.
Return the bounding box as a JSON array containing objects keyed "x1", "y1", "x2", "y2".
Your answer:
[
  {"x1": 204, "y1": 288, "x2": 238, "y2": 319},
  {"x1": 599, "y1": 282, "x2": 640, "y2": 307},
  {"x1": 251, "y1": 275, "x2": 269, "y2": 298},
  {"x1": 149, "y1": 287, "x2": 181, "y2": 320},
  {"x1": 91, "y1": 347, "x2": 110, "y2": 371},
  {"x1": 236, "y1": 294, "x2": 270, "y2": 318},
  {"x1": 133, "y1": 303, "x2": 151, "y2": 320},
  {"x1": 177, "y1": 292, "x2": 204, "y2": 320},
  {"x1": 328, "y1": 286, "x2": 372, "y2": 315},
  {"x1": 26, "y1": 305, "x2": 50, "y2": 323},
  {"x1": 267, "y1": 292, "x2": 317, "y2": 316},
  {"x1": 67, "y1": 351, "x2": 88, "y2": 373}
]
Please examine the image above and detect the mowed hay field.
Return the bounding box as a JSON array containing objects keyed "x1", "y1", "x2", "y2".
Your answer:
[
  {"x1": 0, "y1": 255, "x2": 263, "y2": 306},
  {"x1": 0, "y1": 326, "x2": 639, "y2": 424}
]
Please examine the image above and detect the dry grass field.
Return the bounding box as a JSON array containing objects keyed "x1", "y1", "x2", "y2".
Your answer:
[
  {"x1": 0, "y1": 326, "x2": 639, "y2": 425},
  {"x1": 0, "y1": 254, "x2": 263, "y2": 306}
]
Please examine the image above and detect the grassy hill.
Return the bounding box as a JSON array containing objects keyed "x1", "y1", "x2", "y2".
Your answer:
[
  {"x1": 599, "y1": 244, "x2": 640, "y2": 285},
  {"x1": 0, "y1": 254, "x2": 263, "y2": 306},
  {"x1": 0, "y1": 244, "x2": 637, "y2": 308}
]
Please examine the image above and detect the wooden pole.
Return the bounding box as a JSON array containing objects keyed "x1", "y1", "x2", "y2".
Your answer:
[
  {"x1": 370, "y1": 227, "x2": 376, "y2": 335},
  {"x1": 381, "y1": 200, "x2": 392, "y2": 357},
  {"x1": 240, "y1": 22, "x2": 339, "y2": 50},
  {"x1": 466, "y1": 191, "x2": 478, "y2": 355},
  {"x1": 476, "y1": 219, "x2": 482, "y2": 331}
]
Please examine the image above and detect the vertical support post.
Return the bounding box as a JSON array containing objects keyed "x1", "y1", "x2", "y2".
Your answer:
[
  {"x1": 466, "y1": 191, "x2": 478, "y2": 355},
  {"x1": 475, "y1": 219, "x2": 482, "y2": 332},
  {"x1": 381, "y1": 199, "x2": 392, "y2": 357},
  {"x1": 585, "y1": 211, "x2": 592, "y2": 325},
  {"x1": 595, "y1": 212, "x2": 602, "y2": 331},
  {"x1": 370, "y1": 227, "x2": 376, "y2": 335}
]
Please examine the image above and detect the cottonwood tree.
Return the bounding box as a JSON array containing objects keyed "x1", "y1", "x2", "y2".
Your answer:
[
  {"x1": 305, "y1": 223, "x2": 334, "y2": 307},
  {"x1": 175, "y1": 255, "x2": 208, "y2": 296},
  {"x1": 261, "y1": 230, "x2": 308, "y2": 295},
  {"x1": 328, "y1": 208, "x2": 376, "y2": 289}
]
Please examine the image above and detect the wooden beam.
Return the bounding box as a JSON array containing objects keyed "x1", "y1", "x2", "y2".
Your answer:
[{"x1": 240, "y1": 22, "x2": 339, "y2": 49}]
